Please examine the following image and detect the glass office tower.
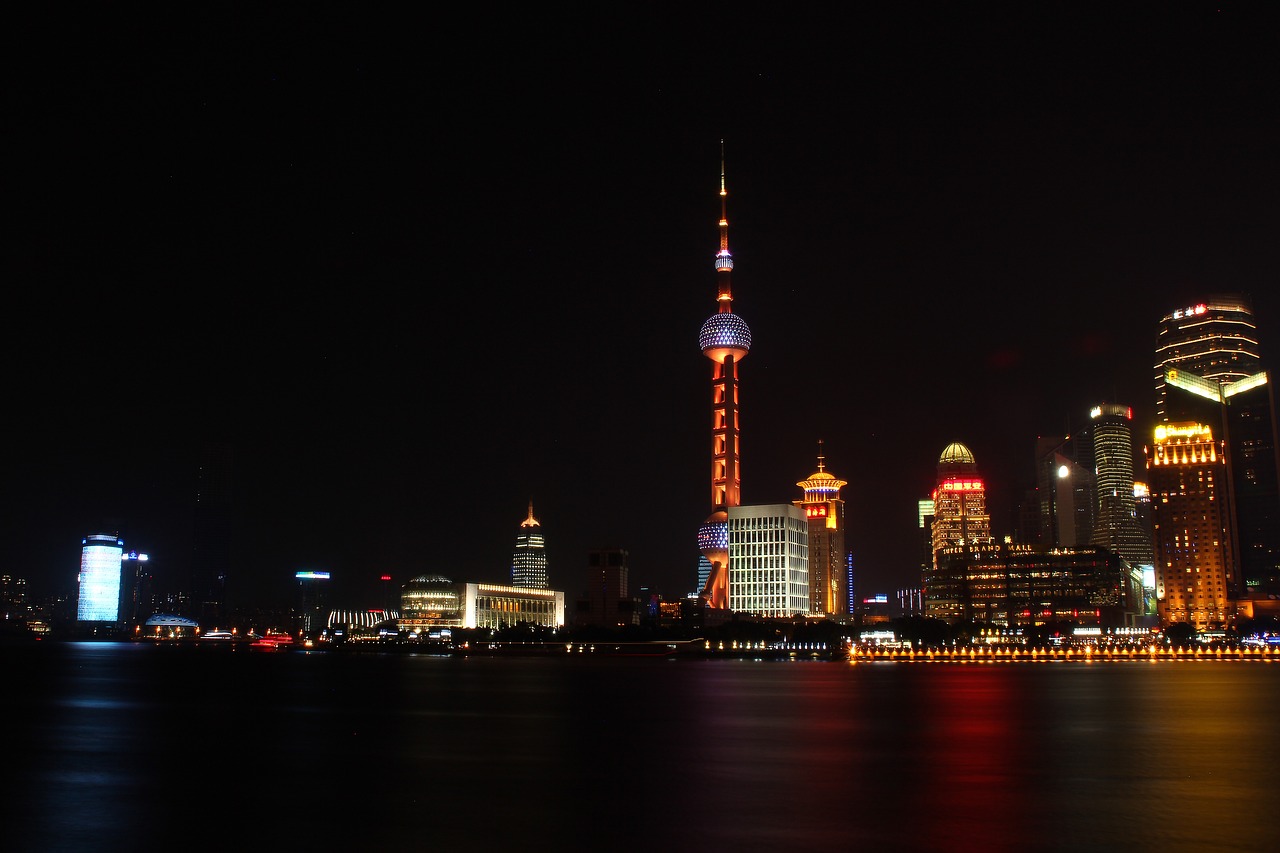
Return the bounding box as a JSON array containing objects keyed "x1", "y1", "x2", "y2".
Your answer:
[{"x1": 77, "y1": 533, "x2": 124, "y2": 624}]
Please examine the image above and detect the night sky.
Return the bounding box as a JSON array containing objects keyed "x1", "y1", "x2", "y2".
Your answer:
[{"x1": 10, "y1": 4, "x2": 1279, "y2": 610}]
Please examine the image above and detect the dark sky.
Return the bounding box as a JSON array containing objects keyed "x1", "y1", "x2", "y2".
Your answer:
[{"x1": 10, "y1": 3, "x2": 1279, "y2": 609}]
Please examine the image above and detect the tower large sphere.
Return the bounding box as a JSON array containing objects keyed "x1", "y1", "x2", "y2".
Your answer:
[
  {"x1": 699, "y1": 312, "x2": 752, "y2": 362},
  {"x1": 697, "y1": 511, "x2": 729, "y2": 578}
]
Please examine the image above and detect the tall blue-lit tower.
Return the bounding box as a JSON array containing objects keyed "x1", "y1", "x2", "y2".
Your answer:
[{"x1": 697, "y1": 143, "x2": 751, "y2": 610}]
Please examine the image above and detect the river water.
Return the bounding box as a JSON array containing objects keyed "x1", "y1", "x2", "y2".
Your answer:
[{"x1": 5, "y1": 641, "x2": 1278, "y2": 852}]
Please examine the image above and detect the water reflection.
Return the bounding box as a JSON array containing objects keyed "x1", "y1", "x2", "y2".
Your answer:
[{"x1": 7, "y1": 645, "x2": 1279, "y2": 852}]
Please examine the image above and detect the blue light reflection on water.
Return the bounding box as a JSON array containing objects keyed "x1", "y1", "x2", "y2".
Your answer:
[{"x1": 6, "y1": 643, "x2": 1279, "y2": 853}]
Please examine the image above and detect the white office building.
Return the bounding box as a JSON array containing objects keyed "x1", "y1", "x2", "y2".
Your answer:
[{"x1": 727, "y1": 503, "x2": 810, "y2": 617}]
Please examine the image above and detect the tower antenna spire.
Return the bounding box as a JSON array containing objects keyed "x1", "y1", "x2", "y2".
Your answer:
[{"x1": 716, "y1": 139, "x2": 734, "y2": 312}]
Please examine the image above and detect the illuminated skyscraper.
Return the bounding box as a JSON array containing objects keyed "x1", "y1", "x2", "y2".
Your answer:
[
  {"x1": 1147, "y1": 422, "x2": 1235, "y2": 629},
  {"x1": 511, "y1": 500, "x2": 548, "y2": 589},
  {"x1": 1155, "y1": 296, "x2": 1262, "y2": 423},
  {"x1": 1088, "y1": 403, "x2": 1154, "y2": 571},
  {"x1": 77, "y1": 533, "x2": 125, "y2": 625},
  {"x1": 1155, "y1": 294, "x2": 1279, "y2": 600},
  {"x1": 697, "y1": 143, "x2": 751, "y2": 610},
  {"x1": 794, "y1": 441, "x2": 849, "y2": 616},
  {"x1": 925, "y1": 443, "x2": 992, "y2": 620},
  {"x1": 930, "y1": 442, "x2": 992, "y2": 563}
]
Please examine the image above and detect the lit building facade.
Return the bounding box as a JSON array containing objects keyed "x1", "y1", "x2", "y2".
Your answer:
[
  {"x1": 727, "y1": 503, "x2": 810, "y2": 618},
  {"x1": 1155, "y1": 294, "x2": 1279, "y2": 602},
  {"x1": 794, "y1": 443, "x2": 848, "y2": 616},
  {"x1": 918, "y1": 499, "x2": 935, "y2": 592},
  {"x1": 400, "y1": 574, "x2": 464, "y2": 632},
  {"x1": 1155, "y1": 296, "x2": 1262, "y2": 423},
  {"x1": 926, "y1": 443, "x2": 992, "y2": 618},
  {"x1": 464, "y1": 582, "x2": 565, "y2": 631},
  {"x1": 1088, "y1": 404, "x2": 1155, "y2": 571},
  {"x1": 398, "y1": 576, "x2": 564, "y2": 633},
  {"x1": 511, "y1": 500, "x2": 548, "y2": 589},
  {"x1": 926, "y1": 542, "x2": 1140, "y2": 628},
  {"x1": 77, "y1": 533, "x2": 124, "y2": 624},
  {"x1": 1147, "y1": 422, "x2": 1236, "y2": 629},
  {"x1": 697, "y1": 145, "x2": 751, "y2": 610},
  {"x1": 930, "y1": 443, "x2": 992, "y2": 562},
  {"x1": 1157, "y1": 295, "x2": 1274, "y2": 601},
  {"x1": 1133, "y1": 481, "x2": 1158, "y2": 615}
]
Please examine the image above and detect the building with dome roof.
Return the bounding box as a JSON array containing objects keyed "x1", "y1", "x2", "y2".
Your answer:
[
  {"x1": 399, "y1": 575, "x2": 464, "y2": 632},
  {"x1": 930, "y1": 442, "x2": 991, "y2": 558},
  {"x1": 924, "y1": 442, "x2": 1143, "y2": 628},
  {"x1": 926, "y1": 442, "x2": 992, "y2": 621}
]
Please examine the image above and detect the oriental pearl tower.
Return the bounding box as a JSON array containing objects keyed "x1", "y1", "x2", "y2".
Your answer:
[{"x1": 697, "y1": 143, "x2": 751, "y2": 610}]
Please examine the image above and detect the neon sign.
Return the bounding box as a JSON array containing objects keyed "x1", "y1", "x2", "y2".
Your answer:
[{"x1": 939, "y1": 479, "x2": 984, "y2": 491}]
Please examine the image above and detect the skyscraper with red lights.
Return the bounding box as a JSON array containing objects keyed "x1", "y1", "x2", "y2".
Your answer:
[
  {"x1": 930, "y1": 442, "x2": 992, "y2": 563},
  {"x1": 697, "y1": 144, "x2": 751, "y2": 610},
  {"x1": 925, "y1": 442, "x2": 993, "y2": 622}
]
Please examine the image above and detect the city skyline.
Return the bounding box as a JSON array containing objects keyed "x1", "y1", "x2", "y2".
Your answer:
[{"x1": 10, "y1": 5, "x2": 1279, "y2": 608}]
